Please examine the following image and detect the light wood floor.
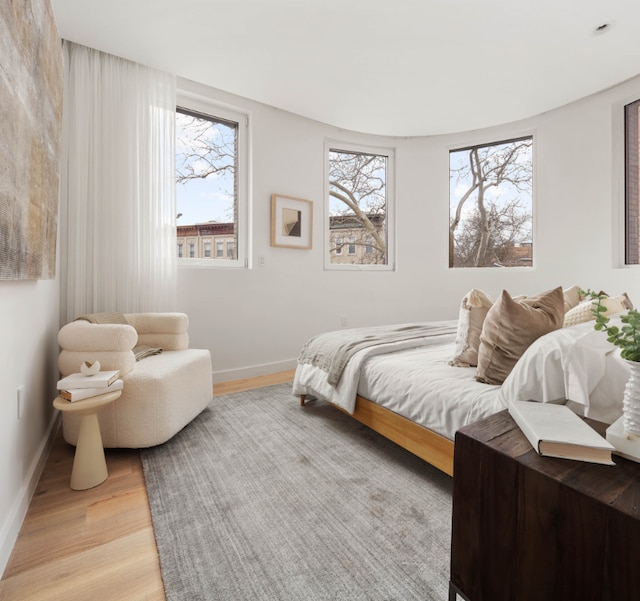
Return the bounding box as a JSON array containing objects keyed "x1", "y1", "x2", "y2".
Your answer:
[{"x1": 0, "y1": 370, "x2": 295, "y2": 601}]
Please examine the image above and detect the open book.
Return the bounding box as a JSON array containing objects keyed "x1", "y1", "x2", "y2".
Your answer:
[{"x1": 508, "y1": 400, "x2": 615, "y2": 465}]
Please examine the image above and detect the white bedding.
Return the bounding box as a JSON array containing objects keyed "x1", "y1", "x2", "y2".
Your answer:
[
  {"x1": 293, "y1": 321, "x2": 457, "y2": 414},
  {"x1": 293, "y1": 318, "x2": 629, "y2": 440}
]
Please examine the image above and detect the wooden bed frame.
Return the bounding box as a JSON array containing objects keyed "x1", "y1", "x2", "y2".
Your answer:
[{"x1": 300, "y1": 393, "x2": 455, "y2": 476}]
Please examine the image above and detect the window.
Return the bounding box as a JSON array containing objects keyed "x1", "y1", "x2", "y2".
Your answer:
[
  {"x1": 449, "y1": 136, "x2": 533, "y2": 268},
  {"x1": 227, "y1": 240, "x2": 235, "y2": 260},
  {"x1": 177, "y1": 243, "x2": 183, "y2": 258},
  {"x1": 175, "y1": 94, "x2": 248, "y2": 267},
  {"x1": 326, "y1": 142, "x2": 394, "y2": 269},
  {"x1": 626, "y1": 99, "x2": 640, "y2": 264},
  {"x1": 365, "y1": 236, "x2": 374, "y2": 254},
  {"x1": 216, "y1": 241, "x2": 224, "y2": 258}
]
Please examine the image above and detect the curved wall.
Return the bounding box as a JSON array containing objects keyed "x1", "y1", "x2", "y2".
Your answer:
[{"x1": 177, "y1": 74, "x2": 640, "y2": 381}]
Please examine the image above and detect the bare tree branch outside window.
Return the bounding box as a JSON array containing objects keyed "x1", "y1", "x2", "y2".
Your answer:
[
  {"x1": 175, "y1": 108, "x2": 238, "y2": 260},
  {"x1": 449, "y1": 137, "x2": 533, "y2": 268},
  {"x1": 328, "y1": 149, "x2": 388, "y2": 265}
]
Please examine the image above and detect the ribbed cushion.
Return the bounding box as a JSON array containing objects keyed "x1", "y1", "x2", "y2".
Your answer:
[
  {"x1": 58, "y1": 320, "x2": 137, "y2": 352},
  {"x1": 563, "y1": 296, "x2": 626, "y2": 327},
  {"x1": 59, "y1": 349, "x2": 136, "y2": 378},
  {"x1": 125, "y1": 313, "x2": 188, "y2": 335}
]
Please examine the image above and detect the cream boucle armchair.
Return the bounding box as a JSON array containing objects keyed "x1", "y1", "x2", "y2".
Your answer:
[{"x1": 57, "y1": 313, "x2": 213, "y2": 448}]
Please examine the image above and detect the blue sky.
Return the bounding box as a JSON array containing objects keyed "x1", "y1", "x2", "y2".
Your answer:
[
  {"x1": 176, "y1": 176, "x2": 234, "y2": 225},
  {"x1": 175, "y1": 111, "x2": 235, "y2": 225}
]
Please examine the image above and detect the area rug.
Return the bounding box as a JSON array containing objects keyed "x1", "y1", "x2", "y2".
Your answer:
[{"x1": 141, "y1": 383, "x2": 453, "y2": 601}]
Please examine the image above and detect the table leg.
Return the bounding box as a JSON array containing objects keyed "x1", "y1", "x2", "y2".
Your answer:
[{"x1": 70, "y1": 411, "x2": 108, "y2": 490}]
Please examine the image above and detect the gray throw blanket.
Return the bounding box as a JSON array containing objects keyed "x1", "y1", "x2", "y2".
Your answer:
[
  {"x1": 77, "y1": 312, "x2": 163, "y2": 361},
  {"x1": 297, "y1": 322, "x2": 456, "y2": 387}
]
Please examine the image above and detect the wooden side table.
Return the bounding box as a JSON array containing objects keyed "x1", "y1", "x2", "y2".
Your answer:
[
  {"x1": 450, "y1": 409, "x2": 640, "y2": 601},
  {"x1": 53, "y1": 390, "x2": 121, "y2": 490}
]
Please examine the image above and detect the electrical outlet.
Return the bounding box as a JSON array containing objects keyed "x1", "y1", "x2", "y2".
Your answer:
[{"x1": 17, "y1": 385, "x2": 24, "y2": 420}]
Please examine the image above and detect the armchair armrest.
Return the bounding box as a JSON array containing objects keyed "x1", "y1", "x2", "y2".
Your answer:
[
  {"x1": 125, "y1": 312, "x2": 189, "y2": 350},
  {"x1": 58, "y1": 320, "x2": 138, "y2": 352},
  {"x1": 58, "y1": 320, "x2": 138, "y2": 377}
]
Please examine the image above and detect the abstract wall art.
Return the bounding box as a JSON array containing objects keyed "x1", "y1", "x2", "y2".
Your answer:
[
  {"x1": 0, "y1": 0, "x2": 63, "y2": 279},
  {"x1": 270, "y1": 194, "x2": 313, "y2": 250}
]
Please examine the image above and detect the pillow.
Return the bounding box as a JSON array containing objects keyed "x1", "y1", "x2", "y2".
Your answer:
[
  {"x1": 597, "y1": 290, "x2": 634, "y2": 310},
  {"x1": 563, "y1": 285, "x2": 582, "y2": 313},
  {"x1": 563, "y1": 295, "x2": 627, "y2": 328},
  {"x1": 621, "y1": 292, "x2": 634, "y2": 310},
  {"x1": 476, "y1": 287, "x2": 565, "y2": 385},
  {"x1": 450, "y1": 288, "x2": 493, "y2": 367},
  {"x1": 497, "y1": 320, "x2": 626, "y2": 422}
]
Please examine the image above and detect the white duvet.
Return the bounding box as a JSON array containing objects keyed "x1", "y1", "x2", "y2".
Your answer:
[{"x1": 292, "y1": 319, "x2": 629, "y2": 440}]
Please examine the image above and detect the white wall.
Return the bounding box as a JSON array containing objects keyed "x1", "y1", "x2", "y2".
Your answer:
[
  {"x1": 177, "y1": 75, "x2": 640, "y2": 381},
  {"x1": 1, "y1": 60, "x2": 638, "y2": 576},
  {"x1": 0, "y1": 278, "x2": 60, "y2": 574}
]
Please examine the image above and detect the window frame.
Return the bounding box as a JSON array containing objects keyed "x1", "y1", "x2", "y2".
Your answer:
[
  {"x1": 176, "y1": 90, "x2": 250, "y2": 269},
  {"x1": 324, "y1": 139, "x2": 396, "y2": 271},
  {"x1": 448, "y1": 133, "x2": 535, "y2": 270},
  {"x1": 624, "y1": 98, "x2": 640, "y2": 266},
  {"x1": 610, "y1": 94, "x2": 640, "y2": 269}
]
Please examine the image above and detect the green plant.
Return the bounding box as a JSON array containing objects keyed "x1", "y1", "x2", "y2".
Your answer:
[{"x1": 582, "y1": 289, "x2": 640, "y2": 362}]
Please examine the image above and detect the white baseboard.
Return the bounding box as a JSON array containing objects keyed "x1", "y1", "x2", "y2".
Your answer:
[
  {"x1": 212, "y1": 358, "x2": 297, "y2": 384},
  {"x1": 0, "y1": 413, "x2": 60, "y2": 579}
]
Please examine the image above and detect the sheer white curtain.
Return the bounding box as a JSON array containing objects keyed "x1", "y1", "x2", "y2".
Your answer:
[{"x1": 60, "y1": 41, "x2": 177, "y2": 323}]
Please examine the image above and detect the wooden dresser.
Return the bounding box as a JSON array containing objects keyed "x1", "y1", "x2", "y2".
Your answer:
[{"x1": 449, "y1": 409, "x2": 640, "y2": 601}]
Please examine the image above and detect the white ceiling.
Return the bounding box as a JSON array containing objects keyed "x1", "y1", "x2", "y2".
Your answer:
[{"x1": 51, "y1": 0, "x2": 640, "y2": 137}]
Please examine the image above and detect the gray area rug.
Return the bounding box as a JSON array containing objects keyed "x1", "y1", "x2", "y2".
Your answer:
[{"x1": 141, "y1": 383, "x2": 453, "y2": 601}]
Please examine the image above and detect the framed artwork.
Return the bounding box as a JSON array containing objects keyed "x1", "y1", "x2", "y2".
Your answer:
[
  {"x1": 0, "y1": 1, "x2": 63, "y2": 279},
  {"x1": 270, "y1": 194, "x2": 313, "y2": 249}
]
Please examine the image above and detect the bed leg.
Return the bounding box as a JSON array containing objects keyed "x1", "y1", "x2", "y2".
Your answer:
[{"x1": 300, "y1": 394, "x2": 306, "y2": 406}]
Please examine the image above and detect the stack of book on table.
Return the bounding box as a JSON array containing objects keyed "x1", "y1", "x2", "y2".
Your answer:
[{"x1": 57, "y1": 369, "x2": 122, "y2": 402}]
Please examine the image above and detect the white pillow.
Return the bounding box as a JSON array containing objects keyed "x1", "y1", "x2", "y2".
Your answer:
[
  {"x1": 498, "y1": 320, "x2": 627, "y2": 423},
  {"x1": 450, "y1": 289, "x2": 493, "y2": 367},
  {"x1": 563, "y1": 296, "x2": 626, "y2": 328}
]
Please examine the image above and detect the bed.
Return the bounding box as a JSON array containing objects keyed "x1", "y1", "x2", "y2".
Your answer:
[{"x1": 293, "y1": 291, "x2": 630, "y2": 476}]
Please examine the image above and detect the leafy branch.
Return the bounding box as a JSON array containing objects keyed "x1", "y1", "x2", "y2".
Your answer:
[{"x1": 582, "y1": 289, "x2": 640, "y2": 362}]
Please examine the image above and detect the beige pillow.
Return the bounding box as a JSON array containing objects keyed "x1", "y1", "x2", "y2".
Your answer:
[
  {"x1": 450, "y1": 289, "x2": 493, "y2": 367},
  {"x1": 563, "y1": 295, "x2": 627, "y2": 327},
  {"x1": 563, "y1": 285, "x2": 582, "y2": 312},
  {"x1": 597, "y1": 290, "x2": 634, "y2": 310},
  {"x1": 476, "y1": 287, "x2": 565, "y2": 385}
]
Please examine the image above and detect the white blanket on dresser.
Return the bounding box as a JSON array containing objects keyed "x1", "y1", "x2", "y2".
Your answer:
[{"x1": 293, "y1": 318, "x2": 629, "y2": 440}]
